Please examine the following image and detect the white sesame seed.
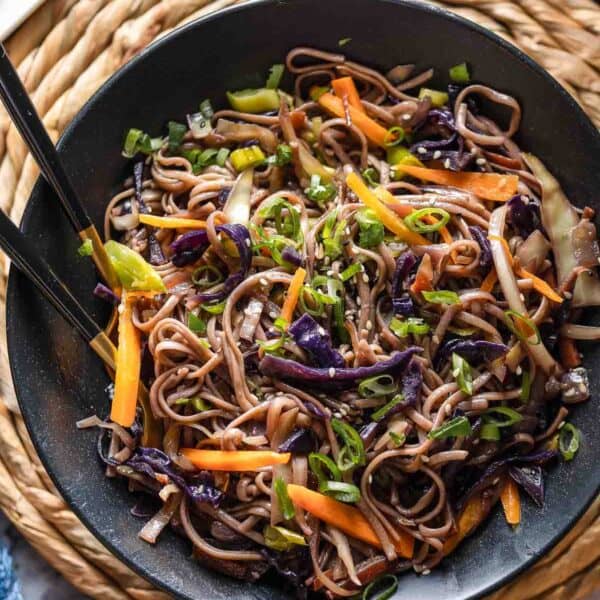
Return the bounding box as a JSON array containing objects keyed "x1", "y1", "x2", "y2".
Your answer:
[
  {"x1": 368, "y1": 474, "x2": 373, "y2": 484},
  {"x1": 329, "y1": 367, "x2": 336, "y2": 378},
  {"x1": 421, "y1": 455, "x2": 429, "y2": 463},
  {"x1": 118, "y1": 304, "x2": 125, "y2": 314},
  {"x1": 402, "y1": 114, "x2": 412, "y2": 121},
  {"x1": 433, "y1": 150, "x2": 442, "y2": 160},
  {"x1": 345, "y1": 227, "x2": 351, "y2": 235},
  {"x1": 564, "y1": 291, "x2": 573, "y2": 299},
  {"x1": 323, "y1": 256, "x2": 331, "y2": 265},
  {"x1": 259, "y1": 278, "x2": 268, "y2": 286},
  {"x1": 245, "y1": 238, "x2": 251, "y2": 247},
  {"x1": 269, "y1": 312, "x2": 278, "y2": 319},
  {"x1": 444, "y1": 159, "x2": 451, "y2": 169},
  {"x1": 558, "y1": 421, "x2": 566, "y2": 429},
  {"x1": 516, "y1": 366, "x2": 522, "y2": 375},
  {"x1": 417, "y1": 146, "x2": 427, "y2": 155},
  {"x1": 519, "y1": 293, "x2": 525, "y2": 302},
  {"x1": 318, "y1": 326, "x2": 325, "y2": 336},
  {"x1": 476, "y1": 157, "x2": 487, "y2": 166},
  {"x1": 333, "y1": 411, "x2": 342, "y2": 419},
  {"x1": 327, "y1": 270, "x2": 334, "y2": 277},
  {"x1": 362, "y1": 274, "x2": 369, "y2": 283},
  {"x1": 356, "y1": 297, "x2": 362, "y2": 306},
  {"x1": 366, "y1": 320, "x2": 373, "y2": 330},
  {"x1": 422, "y1": 569, "x2": 431, "y2": 576},
  {"x1": 470, "y1": 147, "x2": 478, "y2": 155}
]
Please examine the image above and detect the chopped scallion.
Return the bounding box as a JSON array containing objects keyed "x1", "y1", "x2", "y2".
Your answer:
[
  {"x1": 331, "y1": 418, "x2": 366, "y2": 472},
  {"x1": 338, "y1": 37, "x2": 352, "y2": 47},
  {"x1": 404, "y1": 207, "x2": 450, "y2": 233},
  {"x1": 77, "y1": 239, "x2": 93, "y2": 257},
  {"x1": 340, "y1": 263, "x2": 363, "y2": 282},
  {"x1": 389, "y1": 317, "x2": 430, "y2": 338},
  {"x1": 362, "y1": 167, "x2": 380, "y2": 187},
  {"x1": 358, "y1": 375, "x2": 397, "y2": 398},
  {"x1": 188, "y1": 312, "x2": 207, "y2": 335},
  {"x1": 264, "y1": 525, "x2": 306, "y2": 551},
  {"x1": 371, "y1": 394, "x2": 404, "y2": 422},
  {"x1": 449, "y1": 62, "x2": 470, "y2": 84},
  {"x1": 191, "y1": 264, "x2": 224, "y2": 288},
  {"x1": 266, "y1": 63, "x2": 285, "y2": 89},
  {"x1": 389, "y1": 431, "x2": 406, "y2": 447},
  {"x1": 480, "y1": 423, "x2": 501, "y2": 441},
  {"x1": 418, "y1": 87, "x2": 449, "y2": 107},
  {"x1": 482, "y1": 406, "x2": 523, "y2": 427},
  {"x1": 356, "y1": 208, "x2": 385, "y2": 248},
  {"x1": 216, "y1": 147, "x2": 230, "y2": 167},
  {"x1": 167, "y1": 121, "x2": 187, "y2": 153},
  {"x1": 273, "y1": 477, "x2": 295, "y2": 520},
  {"x1": 422, "y1": 290, "x2": 461, "y2": 305},
  {"x1": 226, "y1": 88, "x2": 280, "y2": 113},
  {"x1": 520, "y1": 370, "x2": 531, "y2": 403},
  {"x1": 559, "y1": 422, "x2": 580, "y2": 461},
  {"x1": 309, "y1": 452, "x2": 342, "y2": 487},
  {"x1": 452, "y1": 352, "x2": 473, "y2": 396},
  {"x1": 305, "y1": 174, "x2": 336, "y2": 205},
  {"x1": 122, "y1": 128, "x2": 162, "y2": 158},
  {"x1": 428, "y1": 416, "x2": 471, "y2": 439},
  {"x1": 319, "y1": 480, "x2": 361, "y2": 503},
  {"x1": 200, "y1": 300, "x2": 226, "y2": 315},
  {"x1": 504, "y1": 310, "x2": 541, "y2": 345},
  {"x1": 383, "y1": 126, "x2": 405, "y2": 147},
  {"x1": 362, "y1": 574, "x2": 398, "y2": 600}
]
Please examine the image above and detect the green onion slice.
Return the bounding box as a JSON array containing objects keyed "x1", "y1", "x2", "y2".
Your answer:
[
  {"x1": 200, "y1": 300, "x2": 226, "y2": 315},
  {"x1": 122, "y1": 128, "x2": 162, "y2": 158},
  {"x1": 187, "y1": 312, "x2": 207, "y2": 335},
  {"x1": 263, "y1": 525, "x2": 306, "y2": 551},
  {"x1": 358, "y1": 375, "x2": 397, "y2": 398},
  {"x1": 480, "y1": 423, "x2": 501, "y2": 441},
  {"x1": 191, "y1": 265, "x2": 224, "y2": 288},
  {"x1": 257, "y1": 335, "x2": 286, "y2": 353},
  {"x1": 305, "y1": 174, "x2": 336, "y2": 205},
  {"x1": 266, "y1": 63, "x2": 285, "y2": 89},
  {"x1": 356, "y1": 208, "x2": 385, "y2": 248},
  {"x1": 428, "y1": 416, "x2": 472, "y2": 440},
  {"x1": 273, "y1": 477, "x2": 295, "y2": 520},
  {"x1": 452, "y1": 352, "x2": 473, "y2": 396},
  {"x1": 383, "y1": 126, "x2": 405, "y2": 147},
  {"x1": 319, "y1": 480, "x2": 361, "y2": 503},
  {"x1": 199, "y1": 99, "x2": 214, "y2": 119},
  {"x1": 167, "y1": 120, "x2": 187, "y2": 153},
  {"x1": 449, "y1": 62, "x2": 470, "y2": 83},
  {"x1": 309, "y1": 452, "x2": 342, "y2": 487},
  {"x1": 389, "y1": 317, "x2": 430, "y2": 338},
  {"x1": 559, "y1": 423, "x2": 581, "y2": 461},
  {"x1": 504, "y1": 310, "x2": 541, "y2": 345},
  {"x1": 389, "y1": 432, "x2": 406, "y2": 447},
  {"x1": 104, "y1": 240, "x2": 166, "y2": 292},
  {"x1": 482, "y1": 406, "x2": 523, "y2": 427},
  {"x1": 362, "y1": 167, "x2": 380, "y2": 187},
  {"x1": 340, "y1": 263, "x2": 363, "y2": 282},
  {"x1": 362, "y1": 574, "x2": 398, "y2": 600},
  {"x1": 331, "y1": 418, "x2": 366, "y2": 472},
  {"x1": 372, "y1": 394, "x2": 404, "y2": 422},
  {"x1": 216, "y1": 147, "x2": 230, "y2": 167},
  {"x1": 404, "y1": 208, "x2": 450, "y2": 233},
  {"x1": 520, "y1": 370, "x2": 531, "y2": 403},
  {"x1": 422, "y1": 290, "x2": 461, "y2": 305},
  {"x1": 78, "y1": 239, "x2": 93, "y2": 257}
]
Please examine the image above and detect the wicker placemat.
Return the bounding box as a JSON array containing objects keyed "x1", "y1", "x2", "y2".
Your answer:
[{"x1": 0, "y1": 1, "x2": 598, "y2": 598}]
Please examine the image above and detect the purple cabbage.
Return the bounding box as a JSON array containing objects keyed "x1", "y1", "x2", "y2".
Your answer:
[
  {"x1": 392, "y1": 252, "x2": 417, "y2": 315},
  {"x1": 125, "y1": 447, "x2": 223, "y2": 507},
  {"x1": 171, "y1": 224, "x2": 252, "y2": 303},
  {"x1": 288, "y1": 314, "x2": 345, "y2": 369},
  {"x1": 401, "y1": 359, "x2": 422, "y2": 408},
  {"x1": 259, "y1": 347, "x2": 421, "y2": 390},
  {"x1": 468, "y1": 226, "x2": 492, "y2": 272},
  {"x1": 508, "y1": 195, "x2": 542, "y2": 237},
  {"x1": 278, "y1": 428, "x2": 318, "y2": 454},
  {"x1": 281, "y1": 246, "x2": 303, "y2": 267},
  {"x1": 435, "y1": 339, "x2": 508, "y2": 369},
  {"x1": 304, "y1": 401, "x2": 328, "y2": 420},
  {"x1": 133, "y1": 161, "x2": 149, "y2": 214},
  {"x1": 93, "y1": 282, "x2": 120, "y2": 306},
  {"x1": 359, "y1": 421, "x2": 382, "y2": 448},
  {"x1": 509, "y1": 465, "x2": 544, "y2": 507}
]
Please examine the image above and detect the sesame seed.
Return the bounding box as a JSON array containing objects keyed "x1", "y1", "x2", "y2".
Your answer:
[
  {"x1": 245, "y1": 238, "x2": 251, "y2": 247},
  {"x1": 366, "y1": 320, "x2": 373, "y2": 330},
  {"x1": 476, "y1": 157, "x2": 487, "y2": 166},
  {"x1": 519, "y1": 293, "x2": 525, "y2": 302},
  {"x1": 564, "y1": 291, "x2": 573, "y2": 299},
  {"x1": 422, "y1": 569, "x2": 431, "y2": 576},
  {"x1": 558, "y1": 421, "x2": 566, "y2": 429},
  {"x1": 333, "y1": 411, "x2": 342, "y2": 419},
  {"x1": 327, "y1": 270, "x2": 334, "y2": 277},
  {"x1": 362, "y1": 274, "x2": 369, "y2": 283},
  {"x1": 421, "y1": 455, "x2": 429, "y2": 463},
  {"x1": 318, "y1": 326, "x2": 325, "y2": 336},
  {"x1": 402, "y1": 114, "x2": 412, "y2": 121},
  {"x1": 444, "y1": 159, "x2": 451, "y2": 169},
  {"x1": 368, "y1": 475, "x2": 373, "y2": 484},
  {"x1": 118, "y1": 304, "x2": 125, "y2": 314},
  {"x1": 345, "y1": 227, "x2": 351, "y2": 235},
  {"x1": 323, "y1": 256, "x2": 331, "y2": 265},
  {"x1": 329, "y1": 367, "x2": 336, "y2": 378},
  {"x1": 470, "y1": 147, "x2": 478, "y2": 155},
  {"x1": 259, "y1": 278, "x2": 268, "y2": 286},
  {"x1": 269, "y1": 312, "x2": 278, "y2": 319},
  {"x1": 417, "y1": 147, "x2": 427, "y2": 155},
  {"x1": 433, "y1": 150, "x2": 442, "y2": 160},
  {"x1": 445, "y1": 404, "x2": 452, "y2": 415},
  {"x1": 516, "y1": 365, "x2": 523, "y2": 375},
  {"x1": 356, "y1": 297, "x2": 362, "y2": 306}
]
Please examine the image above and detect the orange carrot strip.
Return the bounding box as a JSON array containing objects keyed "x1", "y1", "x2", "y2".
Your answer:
[
  {"x1": 280, "y1": 267, "x2": 307, "y2": 323},
  {"x1": 287, "y1": 484, "x2": 414, "y2": 558},
  {"x1": 515, "y1": 266, "x2": 563, "y2": 303},
  {"x1": 410, "y1": 253, "x2": 433, "y2": 295},
  {"x1": 181, "y1": 449, "x2": 290, "y2": 471},
  {"x1": 347, "y1": 173, "x2": 428, "y2": 245},
  {"x1": 139, "y1": 214, "x2": 206, "y2": 229},
  {"x1": 290, "y1": 110, "x2": 307, "y2": 130},
  {"x1": 318, "y1": 93, "x2": 390, "y2": 147},
  {"x1": 110, "y1": 292, "x2": 141, "y2": 427},
  {"x1": 443, "y1": 494, "x2": 487, "y2": 555},
  {"x1": 481, "y1": 268, "x2": 498, "y2": 293},
  {"x1": 331, "y1": 77, "x2": 365, "y2": 113},
  {"x1": 558, "y1": 336, "x2": 581, "y2": 368},
  {"x1": 500, "y1": 479, "x2": 521, "y2": 525},
  {"x1": 399, "y1": 164, "x2": 519, "y2": 202}
]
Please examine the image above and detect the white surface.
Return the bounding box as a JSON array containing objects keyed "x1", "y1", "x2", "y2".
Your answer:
[{"x1": 0, "y1": 0, "x2": 45, "y2": 41}]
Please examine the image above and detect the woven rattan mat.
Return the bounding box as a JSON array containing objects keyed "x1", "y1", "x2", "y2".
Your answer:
[{"x1": 0, "y1": 1, "x2": 598, "y2": 598}]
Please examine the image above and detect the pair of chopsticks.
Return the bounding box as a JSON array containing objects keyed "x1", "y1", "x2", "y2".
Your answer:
[
  {"x1": 0, "y1": 43, "x2": 161, "y2": 445},
  {"x1": 0, "y1": 43, "x2": 117, "y2": 364}
]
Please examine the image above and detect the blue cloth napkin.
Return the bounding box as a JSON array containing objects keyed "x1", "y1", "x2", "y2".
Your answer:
[{"x1": 0, "y1": 540, "x2": 22, "y2": 600}]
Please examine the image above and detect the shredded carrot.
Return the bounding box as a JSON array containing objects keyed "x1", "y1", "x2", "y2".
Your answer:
[
  {"x1": 290, "y1": 110, "x2": 307, "y2": 130},
  {"x1": 346, "y1": 173, "x2": 428, "y2": 245},
  {"x1": 287, "y1": 484, "x2": 414, "y2": 558},
  {"x1": 331, "y1": 77, "x2": 365, "y2": 113},
  {"x1": 488, "y1": 235, "x2": 563, "y2": 304},
  {"x1": 139, "y1": 214, "x2": 206, "y2": 229},
  {"x1": 481, "y1": 268, "x2": 498, "y2": 293},
  {"x1": 398, "y1": 164, "x2": 519, "y2": 202},
  {"x1": 181, "y1": 449, "x2": 290, "y2": 471},
  {"x1": 515, "y1": 266, "x2": 563, "y2": 303},
  {"x1": 110, "y1": 292, "x2": 141, "y2": 427},
  {"x1": 317, "y1": 93, "x2": 390, "y2": 147},
  {"x1": 443, "y1": 494, "x2": 487, "y2": 555},
  {"x1": 410, "y1": 253, "x2": 433, "y2": 295},
  {"x1": 280, "y1": 267, "x2": 307, "y2": 323},
  {"x1": 558, "y1": 336, "x2": 581, "y2": 368},
  {"x1": 500, "y1": 479, "x2": 521, "y2": 525}
]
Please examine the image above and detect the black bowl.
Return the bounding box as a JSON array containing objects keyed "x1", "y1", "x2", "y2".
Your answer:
[{"x1": 7, "y1": 0, "x2": 600, "y2": 598}]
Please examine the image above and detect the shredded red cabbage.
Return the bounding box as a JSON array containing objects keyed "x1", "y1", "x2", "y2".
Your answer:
[
  {"x1": 468, "y1": 226, "x2": 492, "y2": 272},
  {"x1": 435, "y1": 339, "x2": 508, "y2": 370},
  {"x1": 288, "y1": 313, "x2": 345, "y2": 368}
]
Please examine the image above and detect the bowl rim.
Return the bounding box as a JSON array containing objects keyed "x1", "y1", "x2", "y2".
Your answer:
[{"x1": 7, "y1": 0, "x2": 600, "y2": 598}]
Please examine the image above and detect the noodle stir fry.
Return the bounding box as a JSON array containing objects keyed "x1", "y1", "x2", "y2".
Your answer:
[{"x1": 79, "y1": 47, "x2": 597, "y2": 597}]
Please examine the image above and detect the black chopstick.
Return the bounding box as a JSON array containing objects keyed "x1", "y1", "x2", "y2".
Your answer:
[
  {"x1": 0, "y1": 43, "x2": 119, "y2": 290},
  {"x1": 0, "y1": 208, "x2": 116, "y2": 369}
]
